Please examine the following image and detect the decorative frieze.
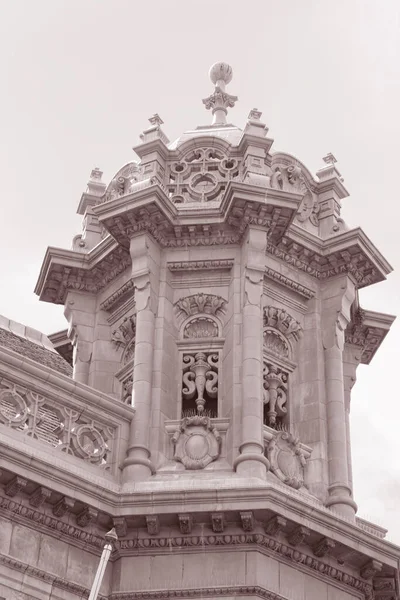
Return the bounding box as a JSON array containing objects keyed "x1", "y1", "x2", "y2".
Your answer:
[
  {"x1": 100, "y1": 279, "x2": 135, "y2": 312},
  {"x1": 29, "y1": 486, "x2": 52, "y2": 508},
  {"x1": 0, "y1": 492, "x2": 377, "y2": 600},
  {"x1": 264, "y1": 515, "x2": 287, "y2": 536},
  {"x1": 5, "y1": 476, "x2": 27, "y2": 497},
  {"x1": 0, "y1": 494, "x2": 103, "y2": 548},
  {"x1": 266, "y1": 241, "x2": 379, "y2": 288},
  {"x1": 168, "y1": 260, "x2": 234, "y2": 272}
]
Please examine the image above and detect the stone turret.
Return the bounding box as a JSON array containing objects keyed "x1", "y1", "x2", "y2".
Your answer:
[{"x1": 0, "y1": 62, "x2": 388, "y2": 599}]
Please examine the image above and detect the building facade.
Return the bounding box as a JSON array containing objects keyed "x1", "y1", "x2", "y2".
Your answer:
[{"x1": 0, "y1": 63, "x2": 398, "y2": 600}]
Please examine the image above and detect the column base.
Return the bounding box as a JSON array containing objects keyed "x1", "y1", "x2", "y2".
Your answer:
[
  {"x1": 121, "y1": 445, "x2": 155, "y2": 483},
  {"x1": 325, "y1": 484, "x2": 358, "y2": 520},
  {"x1": 233, "y1": 443, "x2": 270, "y2": 479}
]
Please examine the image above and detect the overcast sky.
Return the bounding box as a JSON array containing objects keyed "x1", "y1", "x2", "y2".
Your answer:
[{"x1": 1, "y1": 0, "x2": 399, "y2": 543}]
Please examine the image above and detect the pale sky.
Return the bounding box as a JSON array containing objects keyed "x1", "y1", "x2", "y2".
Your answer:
[{"x1": 1, "y1": 1, "x2": 399, "y2": 543}]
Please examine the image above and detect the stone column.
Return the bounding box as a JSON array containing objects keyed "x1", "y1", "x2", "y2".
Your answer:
[
  {"x1": 322, "y1": 276, "x2": 358, "y2": 519},
  {"x1": 64, "y1": 292, "x2": 96, "y2": 385},
  {"x1": 233, "y1": 227, "x2": 269, "y2": 478},
  {"x1": 343, "y1": 344, "x2": 362, "y2": 491},
  {"x1": 122, "y1": 235, "x2": 159, "y2": 483}
]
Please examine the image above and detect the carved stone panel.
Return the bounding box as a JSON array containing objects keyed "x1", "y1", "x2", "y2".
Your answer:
[
  {"x1": 182, "y1": 352, "x2": 219, "y2": 416},
  {"x1": 263, "y1": 362, "x2": 288, "y2": 427},
  {"x1": 266, "y1": 431, "x2": 307, "y2": 490},
  {"x1": 172, "y1": 416, "x2": 221, "y2": 470}
]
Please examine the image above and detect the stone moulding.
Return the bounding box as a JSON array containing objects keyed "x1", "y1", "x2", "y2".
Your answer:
[
  {"x1": 100, "y1": 278, "x2": 135, "y2": 312},
  {"x1": 168, "y1": 259, "x2": 234, "y2": 272},
  {"x1": 266, "y1": 226, "x2": 392, "y2": 289},
  {"x1": 264, "y1": 266, "x2": 315, "y2": 300},
  {"x1": 0, "y1": 489, "x2": 393, "y2": 600},
  {"x1": 116, "y1": 533, "x2": 373, "y2": 599},
  {"x1": 35, "y1": 239, "x2": 132, "y2": 305},
  {"x1": 109, "y1": 587, "x2": 288, "y2": 600}
]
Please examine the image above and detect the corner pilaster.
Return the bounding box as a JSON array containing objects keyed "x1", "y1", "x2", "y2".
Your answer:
[
  {"x1": 321, "y1": 275, "x2": 358, "y2": 518},
  {"x1": 122, "y1": 234, "x2": 160, "y2": 483},
  {"x1": 234, "y1": 227, "x2": 270, "y2": 478}
]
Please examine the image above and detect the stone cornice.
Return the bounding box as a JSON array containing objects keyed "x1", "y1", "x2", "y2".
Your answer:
[
  {"x1": 0, "y1": 497, "x2": 377, "y2": 600},
  {"x1": 35, "y1": 236, "x2": 131, "y2": 304},
  {"x1": 264, "y1": 266, "x2": 315, "y2": 300},
  {"x1": 267, "y1": 226, "x2": 393, "y2": 289},
  {"x1": 94, "y1": 180, "x2": 301, "y2": 250},
  {"x1": 345, "y1": 308, "x2": 396, "y2": 364}
]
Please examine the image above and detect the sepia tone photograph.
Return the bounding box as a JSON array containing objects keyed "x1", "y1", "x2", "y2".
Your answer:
[{"x1": 0, "y1": 1, "x2": 399, "y2": 599}]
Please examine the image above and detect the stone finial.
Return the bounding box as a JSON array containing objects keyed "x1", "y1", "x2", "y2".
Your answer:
[
  {"x1": 86, "y1": 167, "x2": 106, "y2": 198},
  {"x1": 248, "y1": 108, "x2": 262, "y2": 121},
  {"x1": 203, "y1": 62, "x2": 238, "y2": 125},
  {"x1": 323, "y1": 153, "x2": 337, "y2": 165},
  {"x1": 148, "y1": 113, "x2": 164, "y2": 127}
]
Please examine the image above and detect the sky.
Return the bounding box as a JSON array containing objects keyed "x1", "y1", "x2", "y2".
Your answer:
[{"x1": 0, "y1": 0, "x2": 399, "y2": 543}]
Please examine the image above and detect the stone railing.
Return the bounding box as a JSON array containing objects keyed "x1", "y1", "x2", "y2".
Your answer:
[{"x1": 0, "y1": 345, "x2": 134, "y2": 478}]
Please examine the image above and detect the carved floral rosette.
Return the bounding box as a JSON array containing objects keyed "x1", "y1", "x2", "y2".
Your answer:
[
  {"x1": 172, "y1": 416, "x2": 221, "y2": 470},
  {"x1": 267, "y1": 431, "x2": 307, "y2": 490}
]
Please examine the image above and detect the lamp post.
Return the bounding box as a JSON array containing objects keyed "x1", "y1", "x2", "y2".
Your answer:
[{"x1": 88, "y1": 527, "x2": 118, "y2": 600}]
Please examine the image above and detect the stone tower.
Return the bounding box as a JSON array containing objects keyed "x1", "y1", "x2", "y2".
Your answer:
[{"x1": 0, "y1": 63, "x2": 398, "y2": 600}]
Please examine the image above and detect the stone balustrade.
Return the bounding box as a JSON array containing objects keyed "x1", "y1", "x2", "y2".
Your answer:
[{"x1": 0, "y1": 344, "x2": 134, "y2": 478}]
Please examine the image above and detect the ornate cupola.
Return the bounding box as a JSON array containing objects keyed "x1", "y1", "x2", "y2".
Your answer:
[{"x1": 28, "y1": 63, "x2": 399, "y2": 600}]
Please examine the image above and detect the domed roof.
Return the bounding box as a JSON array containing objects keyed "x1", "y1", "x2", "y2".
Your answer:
[{"x1": 168, "y1": 123, "x2": 243, "y2": 150}]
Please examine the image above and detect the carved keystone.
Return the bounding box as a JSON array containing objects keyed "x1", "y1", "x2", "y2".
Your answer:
[
  {"x1": 313, "y1": 537, "x2": 335, "y2": 557},
  {"x1": 5, "y1": 476, "x2": 28, "y2": 497},
  {"x1": 178, "y1": 514, "x2": 193, "y2": 534},
  {"x1": 264, "y1": 515, "x2": 287, "y2": 537},
  {"x1": 76, "y1": 506, "x2": 98, "y2": 528},
  {"x1": 287, "y1": 525, "x2": 311, "y2": 547},
  {"x1": 29, "y1": 486, "x2": 52, "y2": 508},
  {"x1": 146, "y1": 515, "x2": 160, "y2": 535},
  {"x1": 113, "y1": 517, "x2": 127, "y2": 538},
  {"x1": 240, "y1": 511, "x2": 254, "y2": 532},
  {"x1": 211, "y1": 513, "x2": 224, "y2": 533},
  {"x1": 52, "y1": 496, "x2": 75, "y2": 517},
  {"x1": 360, "y1": 559, "x2": 383, "y2": 580}
]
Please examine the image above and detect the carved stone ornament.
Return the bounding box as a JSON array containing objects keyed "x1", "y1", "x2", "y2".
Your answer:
[
  {"x1": 172, "y1": 416, "x2": 221, "y2": 470},
  {"x1": 270, "y1": 164, "x2": 307, "y2": 194},
  {"x1": 263, "y1": 306, "x2": 302, "y2": 344},
  {"x1": 296, "y1": 191, "x2": 320, "y2": 227},
  {"x1": 175, "y1": 293, "x2": 226, "y2": 320},
  {"x1": 182, "y1": 352, "x2": 219, "y2": 414},
  {"x1": 263, "y1": 329, "x2": 290, "y2": 359},
  {"x1": 263, "y1": 363, "x2": 288, "y2": 427},
  {"x1": 183, "y1": 316, "x2": 219, "y2": 339},
  {"x1": 267, "y1": 431, "x2": 307, "y2": 490},
  {"x1": 112, "y1": 314, "x2": 136, "y2": 364}
]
